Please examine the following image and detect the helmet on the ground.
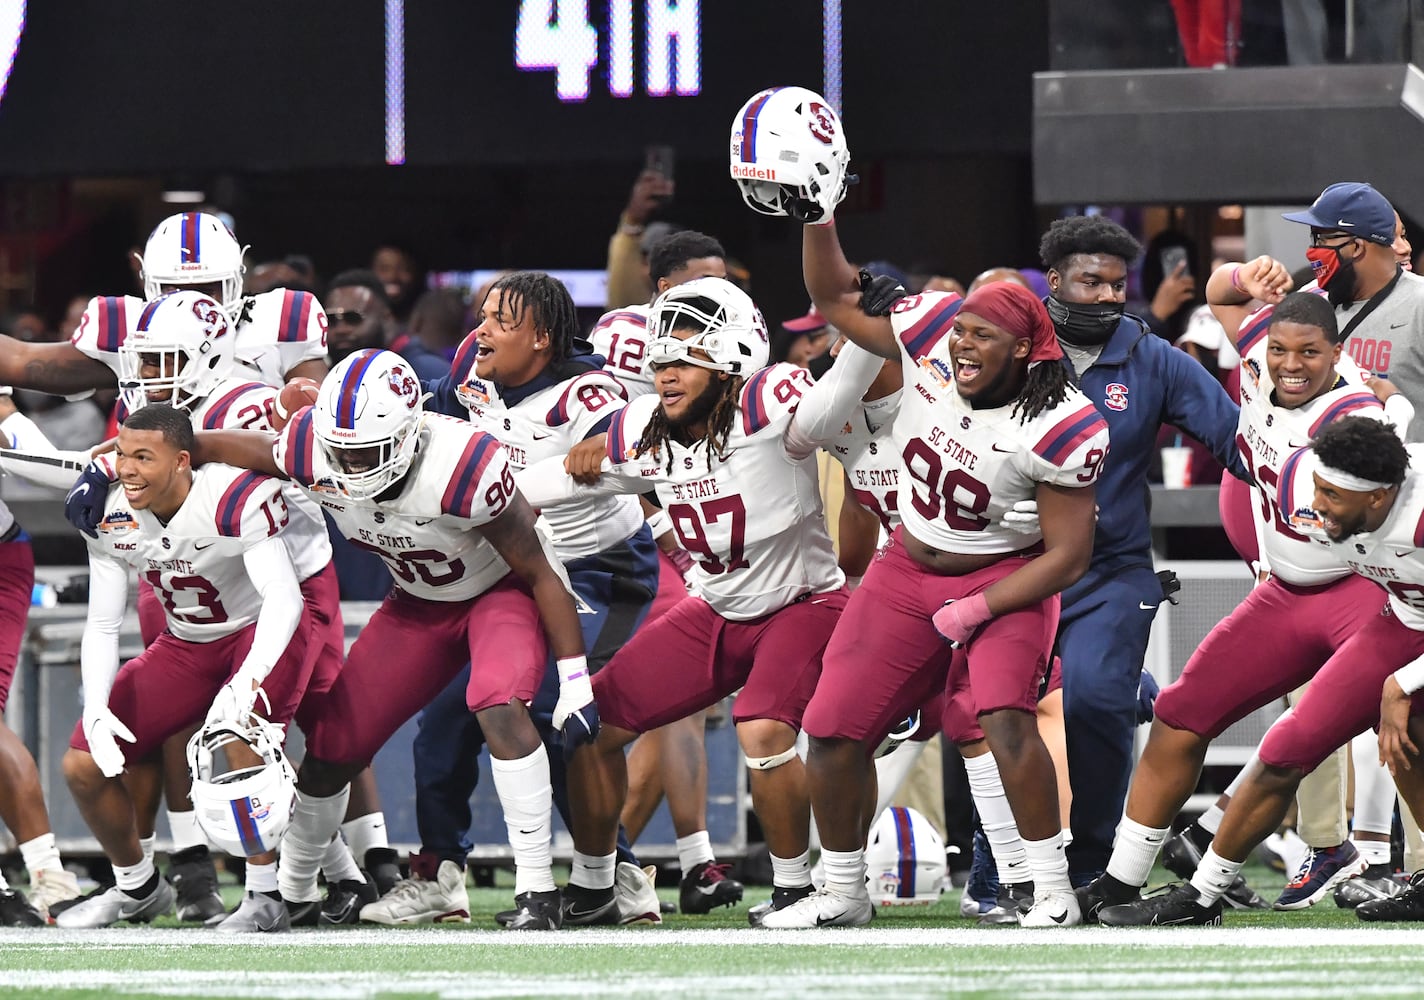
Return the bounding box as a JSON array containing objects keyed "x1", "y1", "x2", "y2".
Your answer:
[
  {"x1": 864, "y1": 806, "x2": 947, "y2": 907},
  {"x1": 187, "y1": 715, "x2": 296, "y2": 858}
]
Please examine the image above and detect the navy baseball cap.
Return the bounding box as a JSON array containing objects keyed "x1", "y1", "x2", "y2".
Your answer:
[{"x1": 1282, "y1": 182, "x2": 1395, "y2": 246}]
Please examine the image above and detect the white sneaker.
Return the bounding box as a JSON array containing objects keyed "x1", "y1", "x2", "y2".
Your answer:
[
  {"x1": 1020, "y1": 889, "x2": 1082, "y2": 927},
  {"x1": 27, "y1": 869, "x2": 81, "y2": 922},
  {"x1": 613, "y1": 863, "x2": 663, "y2": 926},
  {"x1": 215, "y1": 891, "x2": 290, "y2": 934},
  {"x1": 759, "y1": 887, "x2": 873, "y2": 929},
  {"x1": 55, "y1": 881, "x2": 174, "y2": 929},
  {"x1": 358, "y1": 860, "x2": 470, "y2": 925}
]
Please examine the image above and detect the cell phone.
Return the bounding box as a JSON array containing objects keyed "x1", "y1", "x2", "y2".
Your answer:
[
  {"x1": 644, "y1": 144, "x2": 675, "y2": 182},
  {"x1": 1160, "y1": 246, "x2": 1190, "y2": 277}
]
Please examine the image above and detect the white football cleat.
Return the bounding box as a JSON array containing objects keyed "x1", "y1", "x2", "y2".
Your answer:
[
  {"x1": 1020, "y1": 889, "x2": 1082, "y2": 927},
  {"x1": 759, "y1": 887, "x2": 873, "y2": 929},
  {"x1": 27, "y1": 868, "x2": 81, "y2": 923}
]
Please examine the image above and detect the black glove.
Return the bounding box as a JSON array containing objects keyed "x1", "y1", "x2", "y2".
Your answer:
[
  {"x1": 858, "y1": 268, "x2": 908, "y2": 317},
  {"x1": 1156, "y1": 569, "x2": 1182, "y2": 606},
  {"x1": 65, "y1": 459, "x2": 114, "y2": 539},
  {"x1": 560, "y1": 701, "x2": 601, "y2": 762}
]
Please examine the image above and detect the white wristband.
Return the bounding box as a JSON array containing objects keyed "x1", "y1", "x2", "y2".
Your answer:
[
  {"x1": 557, "y1": 655, "x2": 589, "y2": 684},
  {"x1": 645, "y1": 509, "x2": 673, "y2": 539},
  {"x1": 1393, "y1": 652, "x2": 1424, "y2": 696}
]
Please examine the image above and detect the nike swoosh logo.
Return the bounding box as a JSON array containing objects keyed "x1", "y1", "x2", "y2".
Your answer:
[
  {"x1": 991, "y1": 444, "x2": 1016, "y2": 453},
  {"x1": 814, "y1": 913, "x2": 845, "y2": 927},
  {"x1": 415, "y1": 519, "x2": 435, "y2": 526},
  {"x1": 1396, "y1": 549, "x2": 1414, "y2": 557},
  {"x1": 532, "y1": 433, "x2": 552, "y2": 440},
  {"x1": 1336, "y1": 219, "x2": 1356, "y2": 227},
  {"x1": 517, "y1": 828, "x2": 539, "y2": 835},
  {"x1": 1391, "y1": 322, "x2": 1408, "y2": 330},
  {"x1": 1139, "y1": 601, "x2": 1158, "y2": 610},
  {"x1": 194, "y1": 541, "x2": 215, "y2": 551},
  {"x1": 1049, "y1": 910, "x2": 1068, "y2": 924}
]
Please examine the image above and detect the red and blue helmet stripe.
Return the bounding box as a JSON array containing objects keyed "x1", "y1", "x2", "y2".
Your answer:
[
  {"x1": 334, "y1": 350, "x2": 383, "y2": 430},
  {"x1": 181, "y1": 212, "x2": 202, "y2": 264},
  {"x1": 739, "y1": 88, "x2": 779, "y2": 164}
]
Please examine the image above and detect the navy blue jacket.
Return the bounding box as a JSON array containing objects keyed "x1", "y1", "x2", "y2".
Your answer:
[
  {"x1": 1068, "y1": 313, "x2": 1245, "y2": 572},
  {"x1": 425, "y1": 337, "x2": 611, "y2": 436}
]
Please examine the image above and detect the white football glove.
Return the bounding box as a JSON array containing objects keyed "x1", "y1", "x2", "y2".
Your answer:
[
  {"x1": 998, "y1": 499, "x2": 1040, "y2": 534},
  {"x1": 83, "y1": 705, "x2": 136, "y2": 778},
  {"x1": 552, "y1": 656, "x2": 600, "y2": 761},
  {"x1": 205, "y1": 673, "x2": 264, "y2": 728}
]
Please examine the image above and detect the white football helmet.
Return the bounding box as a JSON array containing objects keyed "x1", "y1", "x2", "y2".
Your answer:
[
  {"x1": 864, "y1": 806, "x2": 947, "y2": 908},
  {"x1": 729, "y1": 86, "x2": 851, "y2": 224},
  {"x1": 117, "y1": 290, "x2": 236, "y2": 412},
  {"x1": 186, "y1": 715, "x2": 296, "y2": 858},
  {"x1": 311, "y1": 348, "x2": 424, "y2": 499},
  {"x1": 138, "y1": 212, "x2": 247, "y2": 313},
  {"x1": 646, "y1": 277, "x2": 770, "y2": 377}
]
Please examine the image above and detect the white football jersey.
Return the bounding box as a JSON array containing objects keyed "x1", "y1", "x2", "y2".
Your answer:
[
  {"x1": 591, "y1": 363, "x2": 843, "y2": 620},
  {"x1": 275, "y1": 409, "x2": 512, "y2": 602},
  {"x1": 72, "y1": 288, "x2": 327, "y2": 390},
  {"x1": 1237, "y1": 335, "x2": 1386, "y2": 586},
  {"x1": 825, "y1": 390, "x2": 902, "y2": 533},
  {"x1": 86, "y1": 465, "x2": 294, "y2": 642},
  {"x1": 183, "y1": 377, "x2": 332, "y2": 582},
  {"x1": 887, "y1": 292, "x2": 1110, "y2": 554},
  {"x1": 448, "y1": 354, "x2": 643, "y2": 561},
  {"x1": 1282, "y1": 444, "x2": 1424, "y2": 630},
  {"x1": 589, "y1": 305, "x2": 654, "y2": 397}
]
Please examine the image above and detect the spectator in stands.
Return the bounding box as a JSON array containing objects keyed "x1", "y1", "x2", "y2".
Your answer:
[
  {"x1": 968, "y1": 268, "x2": 1031, "y2": 293},
  {"x1": 408, "y1": 288, "x2": 469, "y2": 360},
  {"x1": 325, "y1": 270, "x2": 448, "y2": 383},
  {"x1": 1136, "y1": 230, "x2": 1199, "y2": 343},
  {"x1": 4, "y1": 308, "x2": 107, "y2": 454},
  {"x1": 774, "y1": 308, "x2": 832, "y2": 368},
  {"x1": 1283, "y1": 0, "x2": 1406, "y2": 64},
  {"x1": 370, "y1": 241, "x2": 424, "y2": 326},
  {"x1": 605, "y1": 170, "x2": 675, "y2": 309}
]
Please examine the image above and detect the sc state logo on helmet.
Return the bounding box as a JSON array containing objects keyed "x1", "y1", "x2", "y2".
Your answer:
[
  {"x1": 388, "y1": 364, "x2": 418, "y2": 409},
  {"x1": 806, "y1": 101, "x2": 837, "y2": 145}
]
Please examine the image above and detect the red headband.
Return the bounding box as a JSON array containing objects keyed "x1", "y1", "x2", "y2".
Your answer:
[{"x1": 958, "y1": 281, "x2": 1063, "y2": 364}]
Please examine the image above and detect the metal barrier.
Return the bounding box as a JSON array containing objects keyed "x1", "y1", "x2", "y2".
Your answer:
[{"x1": 6, "y1": 602, "x2": 747, "y2": 861}]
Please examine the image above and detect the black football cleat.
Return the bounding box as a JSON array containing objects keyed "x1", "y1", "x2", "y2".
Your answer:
[
  {"x1": 1076, "y1": 874, "x2": 1140, "y2": 925},
  {"x1": 503, "y1": 889, "x2": 564, "y2": 931},
  {"x1": 0, "y1": 888, "x2": 45, "y2": 927},
  {"x1": 321, "y1": 877, "x2": 379, "y2": 925},
  {"x1": 679, "y1": 862, "x2": 744, "y2": 915},
  {"x1": 169, "y1": 845, "x2": 226, "y2": 923},
  {"x1": 364, "y1": 848, "x2": 403, "y2": 898},
  {"x1": 1356, "y1": 870, "x2": 1424, "y2": 921},
  {"x1": 1098, "y1": 882, "x2": 1223, "y2": 927}
]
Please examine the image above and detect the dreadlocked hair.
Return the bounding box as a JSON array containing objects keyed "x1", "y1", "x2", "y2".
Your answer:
[
  {"x1": 489, "y1": 271, "x2": 580, "y2": 365},
  {"x1": 1011, "y1": 362, "x2": 1073, "y2": 425},
  {"x1": 634, "y1": 374, "x2": 746, "y2": 473}
]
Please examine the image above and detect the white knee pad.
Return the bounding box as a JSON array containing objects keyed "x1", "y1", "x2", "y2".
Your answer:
[{"x1": 745, "y1": 745, "x2": 799, "y2": 771}]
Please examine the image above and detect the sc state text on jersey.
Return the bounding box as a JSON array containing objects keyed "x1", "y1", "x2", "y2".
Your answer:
[
  {"x1": 1242, "y1": 423, "x2": 1281, "y2": 470},
  {"x1": 356, "y1": 528, "x2": 417, "y2": 550},
  {"x1": 924, "y1": 425, "x2": 980, "y2": 470},
  {"x1": 668, "y1": 476, "x2": 722, "y2": 501}
]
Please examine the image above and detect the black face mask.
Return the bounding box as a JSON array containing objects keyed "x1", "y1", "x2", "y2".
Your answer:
[{"x1": 1046, "y1": 296, "x2": 1125, "y2": 346}]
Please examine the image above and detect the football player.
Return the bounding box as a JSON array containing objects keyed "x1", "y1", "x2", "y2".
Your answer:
[
  {"x1": 361, "y1": 270, "x2": 663, "y2": 928},
  {"x1": 729, "y1": 85, "x2": 1104, "y2": 928},
  {"x1": 56, "y1": 404, "x2": 325, "y2": 932},
  {"x1": 185, "y1": 349, "x2": 590, "y2": 931},
  {"x1": 591, "y1": 236, "x2": 748, "y2": 912},
  {"x1": 516, "y1": 275, "x2": 884, "y2": 927},
  {"x1": 1088, "y1": 296, "x2": 1413, "y2": 927},
  {"x1": 50, "y1": 292, "x2": 374, "y2": 927}
]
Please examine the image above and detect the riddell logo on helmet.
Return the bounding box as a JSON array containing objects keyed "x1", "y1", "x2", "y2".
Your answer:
[{"x1": 731, "y1": 163, "x2": 778, "y2": 181}]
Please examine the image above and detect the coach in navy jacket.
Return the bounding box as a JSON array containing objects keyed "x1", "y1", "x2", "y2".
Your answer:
[{"x1": 1039, "y1": 217, "x2": 1247, "y2": 884}]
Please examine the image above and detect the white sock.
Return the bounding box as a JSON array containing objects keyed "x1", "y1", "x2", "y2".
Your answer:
[
  {"x1": 167, "y1": 809, "x2": 206, "y2": 852},
  {"x1": 1105, "y1": 817, "x2": 1170, "y2": 888},
  {"x1": 963, "y1": 751, "x2": 1029, "y2": 885},
  {"x1": 0, "y1": 868, "x2": 10, "y2": 890},
  {"x1": 1197, "y1": 803, "x2": 1226, "y2": 836},
  {"x1": 1189, "y1": 845, "x2": 1243, "y2": 905},
  {"x1": 1355, "y1": 839, "x2": 1391, "y2": 867},
  {"x1": 114, "y1": 857, "x2": 156, "y2": 895},
  {"x1": 770, "y1": 850, "x2": 813, "y2": 889},
  {"x1": 1022, "y1": 833, "x2": 1071, "y2": 895},
  {"x1": 340, "y1": 813, "x2": 389, "y2": 859},
  {"x1": 820, "y1": 847, "x2": 867, "y2": 897},
  {"x1": 491, "y1": 748, "x2": 556, "y2": 894},
  {"x1": 20, "y1": 834, "x2": 62, "y2": 880},
  {"x1": 278, "y1": 786, "x2": 350, "y2": 904},
  {"x1": 572, "y1": 851, "x2": 616, "y2": 891},
  {"x1": 320, "y1": 835, "x2": 365, "y2": 884},
  {"x1": 245, "y1": 861, "x2": 278, "y2": 895},
  {"x1": 677, "y1": 832, "x2": 715, "y2": 874},
  {"x1": 139, "y1": 835, "x2": 156, "y2": 866}
]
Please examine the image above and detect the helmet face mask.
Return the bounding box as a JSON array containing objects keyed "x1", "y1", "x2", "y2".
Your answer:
[
  {"x1": 646, "y1": 278, "x2": 769, "y2": 378},
  {"x1": 138, "y1": 212, "x2": 248, "y2": 316},
  {"x1": 118, "y1": 290, "x2": 235, "y2": 412},
  {"x1": 186, "y1": 715, "x2": 296, "y2": 858},
  {"x1": 729, "y1": 86, "x2": 851, "y2": 224},
  {"x1": 311, "y1": 349, "x2": 425, "y2": 500}
]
